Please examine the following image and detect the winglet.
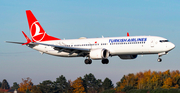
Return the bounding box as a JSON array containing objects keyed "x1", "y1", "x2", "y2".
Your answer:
[
  {"x1": 127, "y1": 32, "x2": 129, "y2": 37},
  {"x1": 22, "y1": 31, "x2": 32, "y2": 45}
]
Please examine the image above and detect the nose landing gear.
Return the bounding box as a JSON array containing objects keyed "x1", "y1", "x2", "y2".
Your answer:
[
  {"x1": 157, "y1": 58, "x2": 162, "y2": 62},
  {"x1": 157, "y1": 54, "x2": 162, "y2": 62},
  {"x1": 157, "y1": 52, "x2": 168, "y2": 62}
]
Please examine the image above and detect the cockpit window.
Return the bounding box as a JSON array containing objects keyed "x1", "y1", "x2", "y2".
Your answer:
[{"x1": 159, "y1": 40, "x2": 169, "y2": 42}]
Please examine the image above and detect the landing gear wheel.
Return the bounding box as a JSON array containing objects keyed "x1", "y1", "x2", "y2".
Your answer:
[
  {"x1": 102, "y1": 59, "x2": 109, "y2": 64},
  {"x1": 84, "y1": 59, "x2": 92, "y2": 64},
  {"x1": 85, "y1": 59, "x2": 89, "y2": 64},
  {"x1": 157, "y1": 58, "x2": 162, "y2": 62},
  {"x1": 88, "y1": 59, "x2": 92, "y2": 64}
]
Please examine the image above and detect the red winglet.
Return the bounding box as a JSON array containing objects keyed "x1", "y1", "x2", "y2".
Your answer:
[
  {"x1": 22, "y1": 31, "x2": 32, "y2": 45},
  {"x1": 127, "y1": 32, "x2": 129, "y2": 37}
]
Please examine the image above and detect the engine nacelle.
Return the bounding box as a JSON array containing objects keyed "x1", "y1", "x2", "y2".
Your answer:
[
  {"x1": 90, "y1": 49, "x2": 109, "y2": 60},
  {"x1": 118, "y1": 55, "x2": 137, "y2": 59}
]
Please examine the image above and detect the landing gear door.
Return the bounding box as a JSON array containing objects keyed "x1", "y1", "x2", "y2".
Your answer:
[{"x1": 151, "y1": 39, "x2": 154, "y2": 47}]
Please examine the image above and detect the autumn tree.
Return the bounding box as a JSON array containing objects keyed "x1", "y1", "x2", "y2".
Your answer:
[
  {"x1": 115, "y1": 69, "x2": 180, "y2": 92},
  {"x1": 72, "y1": 77, "x2": 85, "y2": 93},
  {"x1": 150, "y1": 71, "x2": 162, "y2": 89},
  {"x1": 18, "y1": 77, "x2": 33, "y2": 92},
  {"x1": 170, "y1": 70, "x2": 180, "y2": 88},
  {"x1": 116, "y1": 73, "x2": 138, "y2": 92},
  {"x1": 142, "y1": 70, "x2": 152, "y2": 89},
  {"x1": 31, "y1": 85, "x2": 42, "y2": 93},
  {"x1": 116, "y1": 75, "x2": 126, "y2": 91},
  {"x1": 177, "y1": 78, "x2": 180, "y2": 87},
  {"x1": 161, "y1": 77, "x2": 172, "y2": 89},
  {"x1": 163, "y1": 70, "x2": 170, "y2": 78},
  {"x1": 1, "y1": 79, "x2": 10, "y2": 89}
]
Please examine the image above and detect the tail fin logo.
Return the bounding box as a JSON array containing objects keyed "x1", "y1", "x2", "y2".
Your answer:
[
  {"x1": 26, "y1": 10, "x2": 61, "y2": 42},
  {"x1": 30, "y1": 21, "x2": 45, "y2": 42}
]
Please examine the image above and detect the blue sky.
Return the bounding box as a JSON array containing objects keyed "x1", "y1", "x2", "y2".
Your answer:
[{"x1": 0, "y1": 0, "x2": 180, "y2": 86}]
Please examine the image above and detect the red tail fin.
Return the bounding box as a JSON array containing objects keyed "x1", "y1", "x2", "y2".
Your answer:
[
  {"x1": 26, "y1": 10, "x2": 60, "y2": 42},
  {"x1": 22, "y1": 31, "x2": 31, "y2": 45}
]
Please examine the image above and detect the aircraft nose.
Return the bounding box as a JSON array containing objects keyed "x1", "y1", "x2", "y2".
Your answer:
[{"x1": 169, "y1": 43, "x2": 175, "y2": 50}]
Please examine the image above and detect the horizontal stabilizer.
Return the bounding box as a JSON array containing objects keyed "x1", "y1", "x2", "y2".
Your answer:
[{"x1": 6, "y1": 41, "x2": 25, "y2": 44}]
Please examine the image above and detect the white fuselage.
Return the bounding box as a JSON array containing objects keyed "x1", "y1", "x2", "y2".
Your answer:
[{"x1": 31, "y1": 36, "x2": 175, "y2": 58}]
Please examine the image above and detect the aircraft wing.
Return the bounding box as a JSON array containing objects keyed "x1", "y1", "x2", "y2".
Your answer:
[
  {"x1": 34, "y1": 42, "x2": 90, "y2": 56},
  {"x1": 6, "y1": 41, "x2": 90, "y2": 56}
]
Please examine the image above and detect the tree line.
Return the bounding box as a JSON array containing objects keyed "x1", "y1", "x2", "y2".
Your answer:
[
  {"x1": 116, "y1": 70, "x2": 180, "y2": 93},
  {"x1": 0, "y1": 73, "x2": 114, "y2": 93},
  {"x1": 1, "y1": 70, "x2": 180, "y2": 93}
]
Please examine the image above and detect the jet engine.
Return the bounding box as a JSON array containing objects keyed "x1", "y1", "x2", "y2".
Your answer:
[
  {"x1": 90, "y1": 49, "x2": 109, "y2": 60},
  {"x1": 118, "y1": 55, "x2": 137, "y2": 59}
]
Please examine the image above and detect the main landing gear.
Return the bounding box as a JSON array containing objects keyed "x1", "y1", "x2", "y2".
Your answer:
[
  {"x1": 102, "y1": 59, "x2": 109, "y2": 64},
  {"x1": 84, "y1": 59, "x2": 92, "y2": 64},
  {"x1": 84, "y1": 58, "x2": 109, "y2": 64}
]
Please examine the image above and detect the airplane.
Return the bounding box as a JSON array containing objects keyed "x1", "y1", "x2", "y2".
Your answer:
[{"x1": 6, "y1": 10, "x2": 175, "y2": 64}]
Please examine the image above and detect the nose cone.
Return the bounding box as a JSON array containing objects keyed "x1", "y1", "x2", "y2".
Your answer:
[{"x1": 169, "y1": 43, "x2": 175, "y2": 50}]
